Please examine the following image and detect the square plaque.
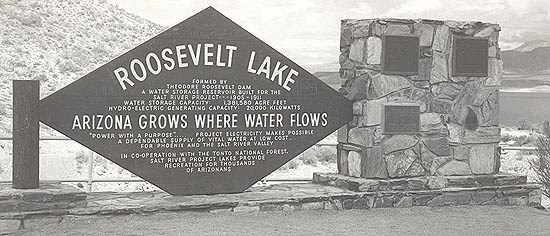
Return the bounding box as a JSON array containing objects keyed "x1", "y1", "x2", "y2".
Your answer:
[
  {"x1": 452, "y1": 36, "x2": 488, "y2": 77},
  {"x1": 382, "y1": 103, "x2": 420, "y2": 134},
  {"x1": 381, "y1": 35, "x2": 419, "y2": 75}
]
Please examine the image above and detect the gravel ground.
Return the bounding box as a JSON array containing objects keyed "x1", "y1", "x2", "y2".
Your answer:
[{"x1": 13, "y1": 206, "x2": 550, "y2": 236}]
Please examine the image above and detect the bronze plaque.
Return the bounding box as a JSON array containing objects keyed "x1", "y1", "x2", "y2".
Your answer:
[
  {"x1": 382, "y1": 103, "x2": 420, "y2": 134},
  {"x1": 452, "y1": 36, "x2": 488, "y2": 77},
  {"x1": 381, "y1": 35, "x2": 419, "y2": 75}
]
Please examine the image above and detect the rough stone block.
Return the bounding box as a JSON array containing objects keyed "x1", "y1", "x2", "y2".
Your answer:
[
  {"x1": 353, "y1": 100, "x2": 365, "y2": 115},
  {"x1": 395, "y1": 196, "x2": 413, "y2": 208},
  {"x1": 361, "y1": 147, "x2": 388, "y2": 178},
  {"x1": 420, "y1": 113, "x2": 443, "y2": 133},
  {"x1": 385, "y1": 149, "x2": 423, "y2": 178},
  {"x1": 452, "y1": 145, "x2": 470, "y2": 161},
  {"x1": 414, "y1": 24, "x2": 434, "y2": 46},
  {"x1": 367, "y1": 37, "x2": 382, "y2": 64},
  {"x1": 352, "y1": 20, "x2": 372, "y2": 38},
  {"x1": 463, "y1": 127, "x2": 500, "y2": 144},
  {"x1": 423, "y1": 137, "x2": 451, "y2": 156},
  {"x1": 430, "y1": 51, "x2": 448, "y2": 84},
  {"x1": 418, "y1": 57, "x2": 432, "y2": 81},
  {"x1": 361, "y1": 98, "x2": 385, "y2": 126},
  {"x1": 432, "y1": 25, "x2": 450, "y2": 52},
  {"x1": 348, "y1": 151, "x2": 362, "y2": 177},
  {"x1": 437, "y1": 160, "x2": 472, "y2": 176},
  {"x1": 384, "y1": 24, "x2": 411, "y2": 35},
  {"x1": 427, "y1": 192, "x2": 471, "y2": 207},
  {"x1": 348, "y1": 127, "x2": 373, "y2": 148},
  {"x1": 301, "y1": 202, "x2": 325, "y2": 210},
  {"x1": 383, "y1": 135, "x2": 418, "y2": 154},
  {"x1": 469, "y1": 144, "x2": 499, "y2": 174},
  {"x1": 349, "y1": 38, "x2": 367, "y2": 62},
  {"x1": 471, "y1": 191, "x2": 496, "y2": 204},
  {"x1": 343, "y1": 73, "x2": 369, "y2": 100},
  {"x1": 370, "y1": 74, "x2": 411, "y2": 98}
]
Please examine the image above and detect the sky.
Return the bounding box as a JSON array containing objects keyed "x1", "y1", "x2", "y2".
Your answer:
[{"x1": 106, "y1": 0, "x2": 550, "y2": 72}]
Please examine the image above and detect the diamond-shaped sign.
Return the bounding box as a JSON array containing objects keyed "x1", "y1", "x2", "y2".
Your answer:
[{"x1": 39, "y1": 7, "x2": 352, "y2": 195}]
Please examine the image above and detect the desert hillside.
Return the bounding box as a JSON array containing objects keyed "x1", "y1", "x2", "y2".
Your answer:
[{"x1": 0, "y1": 0, "x2": 165, "y2": 135}]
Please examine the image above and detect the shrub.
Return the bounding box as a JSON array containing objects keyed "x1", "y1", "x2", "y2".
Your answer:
[{"x1": 530, "y1": 120, "x2": 550, "y2": 198}]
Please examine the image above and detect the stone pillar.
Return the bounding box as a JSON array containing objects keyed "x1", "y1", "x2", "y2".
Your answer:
[{"x1": 338, "y1": 19, "x2": 501, "y2": 178}]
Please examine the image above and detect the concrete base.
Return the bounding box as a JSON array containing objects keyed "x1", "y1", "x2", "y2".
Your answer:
[{"x1": 313, "y1": 172, "x2": 542, "y2": 208}]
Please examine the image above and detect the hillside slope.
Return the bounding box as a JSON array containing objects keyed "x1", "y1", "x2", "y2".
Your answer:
[
  {"x1": 501, "y1": 46, "x2": 550, "y2": 74},
  {"x1": 0, "y1": 0, "x2": 165, "y2": 135}
]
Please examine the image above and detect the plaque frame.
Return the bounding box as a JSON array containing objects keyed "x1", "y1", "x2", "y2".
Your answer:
[
  {"x1": 381, "y1": 103, "x2": 421, "y2": 135},
  {"x1": 451, "y1": 36, "x2": 489, "y2": 77},
  {"x1": 381, "y1": 35, "x2": 420, "y2": 75}
]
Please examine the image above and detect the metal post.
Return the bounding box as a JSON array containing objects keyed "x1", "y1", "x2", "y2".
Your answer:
[
  {"x1": 12, "y1": 80, "x2": 40, "y2": 189},
  {"x1": 87, "y1": 150, "x2": 94, "y2": 192}
]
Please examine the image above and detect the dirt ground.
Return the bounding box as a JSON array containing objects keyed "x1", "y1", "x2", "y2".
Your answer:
[{"x1": 12, "y1": 206, "x2": 550, "y2": 236}]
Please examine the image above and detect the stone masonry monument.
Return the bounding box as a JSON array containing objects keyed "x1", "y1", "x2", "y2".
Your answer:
[
  {"x1": 314, "y1": 18, "x2": 542, "y2": 208},
  {"x1": 338, "y1": 19, "x2": 501, "y2": 178}
]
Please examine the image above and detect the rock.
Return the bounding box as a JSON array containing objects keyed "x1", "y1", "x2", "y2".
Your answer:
[
  {"x1": 423, "y1": 137, "x2": 451, "y2": 156},
  {"x1": 348, "y1": 127, "x2": 373, "y2": 147},
  {"x1": 431, "y1": 82, "x2": 462, "y2": 100},
  {"x1": 471, "y1": 191, "x2": 496, "y2": 204},
  {"x1": 301, "y1": 202, "x2": 325, "y2": 210},
  {"x1": 420, "y1": 113, "x2": 443, "y2": 133},
  {"x1": 427, "y1": 192, "x2": 471, "y2": 207},
  {"x1": 448, "y1": 123, "x2": 463, "y2": 144},
  {"x1": 370, "y1": 74, "x2": 411, "y2": 98},
  {"x1": 343, "y1": 73, "x2": 369, "y2": 100},
  {"x1": 432, "y1": 25, "x2": 450, "y2": 52},
  {"x1": 340, "y1": 23, "x2": 353, "y2": 47},
  {"x1": 366, "y1": 37, "x2": 382, "y2": 64},
  {"x1": 437, "y1": 160, "x2": 472, "y2": 175},
  {"x1": 418, "y1": 57, "x2": 432, "y2": 81},
  {"x1": 430, "y1": 156, "x2": 453, "y2": 175},
  {"x1": 395, "y1": 196, "x2": 413, "y2": 208},
  {"x1": 469, "y1": 144, "x2": 499, "y2": 174},
  {"x1": 385, "y1": 149, "x2": 420, "y2": 177},
  {"x1": 353, "y1": 100, "x2": 365, "y2": 115},
  {"x1": 384, "y1": 24, "x2": 410, "y2": 34},
  {"x1": 349, "y1": 38, "x2": 366, "y2": 62},
  {"x1": 339, "y1": 53, "x2": 355, "y2": 69},
  {"x1": 414, "y1": 81, "x2": 430, "y2": 89},
  {"x1": 348, "y1": 151, "x2": 362, "y2": 177},
  {"x1": 372, "y1": 22, "x2": 387, "y2": 36},
  {"x1": 529, "y1": 189, "x2": 542, "y2": 207},
  {"x1": 361, "y1": 147, "x2": 388, "y2": 178},
  {"x1": 383, "y1": 135, "x2": 418, "y2": 154},
  {"x1": 420, "y1": 142, "x2": 437, "y2": 171},
  {"x1": 450, "y1": 80, "x2": 483, "y2": 124},
  {"x1": 463, "y1": 126, "x2": 500, "y2": 144},
  {"x1": 430, "y1": 97, "x2": 453, "y2": 114},
  {"x1": 474, "y1": 26, "x2": 495, "y2": 38},
  {"x1": 430, "y1": 51, "x2": 448, "y2": 84},
  {"x1": 472, "y1": 87, "x2": 499, "y2": 126},
  {"x1": 452, "y1": 145, "x2": 470, "y2": 161},
  {"x1": 352, "y1": 20, "x2": 372, "y2": 38},
  {"x1": 415, "y1": 24, "x2": 434, "y2": 46},
  {"x1": 487, "y1": 58, "x2": 502, "y2": 86},
  {"x1": 406, "y1": 161, "x2": 426, "y2": 176},
  {"x1": 360, "y1": 98, "x2": 385, "y2": 126}
]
